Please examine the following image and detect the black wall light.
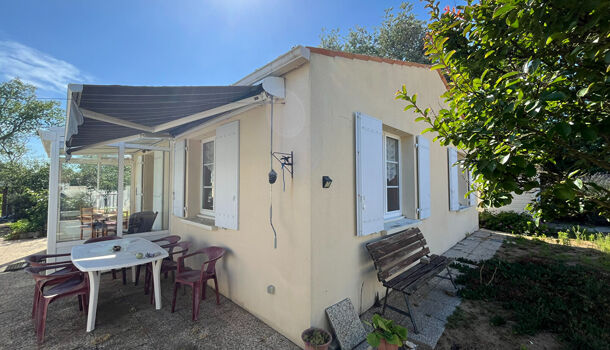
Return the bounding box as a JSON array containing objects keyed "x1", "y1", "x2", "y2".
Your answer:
[{"x1": 322, "y1": 176, "x2": 333, "y2": 189}]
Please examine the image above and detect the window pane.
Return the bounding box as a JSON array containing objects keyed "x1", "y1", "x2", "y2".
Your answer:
[
  {"x1": 202, "y1": 188, "x2": 214, "y2": 210},
  {"x1": 386, "y1": 163, "x2": 399, "y2": 187},
  {"x1": 203, "y1": 141, "x2": 214, "y2": 163},
  {"x1": 203, "y1": 164, "x2": 213, "y2": 187},
  {"x1": 387, "y1": 188, "x2": 400, "y2": 212},
  {"x1": 386, "y1": 137, "x2": 399, "y2": 162}
]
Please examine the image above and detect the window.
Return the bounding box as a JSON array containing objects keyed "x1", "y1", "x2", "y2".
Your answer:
[
  {"x1": 201, "y1": 139, "x2": 215, "y2": 216},
  {"x1": 384, "y1": 134, "x2": 401, "y2": 218},
  {"x1": 457, "y1": 153, "x2": 470, "y2": 208}
]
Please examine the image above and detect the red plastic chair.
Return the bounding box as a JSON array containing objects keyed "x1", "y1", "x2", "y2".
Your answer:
[
  {"x1": 135, "y1": 235, "x2": 181, "y2": 286},
  {"x1": 84, "y1": 236, "x2": 127, "y2": 284},
  {"x1": 171, "y1": 246, "x2": 225, "y2": 321},
  {"x1": 24, "y1": 253, "x2": 77, "y2": 319},
  {"x1": 25, "y1": 265, "x2": 89, "y2": 343},
  {"x1": 145, "y1": 241, "x2": 192, "y2": 302}
]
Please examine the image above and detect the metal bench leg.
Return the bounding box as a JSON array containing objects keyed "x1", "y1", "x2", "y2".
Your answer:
[
  {"x1": 446, "y1": 266, "x2": 457, "y2": 289},
  {"x1": 382, "y1": 287, "x2": 389, "y2": 315},
  {"x1": 403, "y1": 294, "x2": 419, "y2": 334}
]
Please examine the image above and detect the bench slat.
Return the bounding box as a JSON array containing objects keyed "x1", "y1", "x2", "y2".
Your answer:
[
  {"x1": 379, "y1": 246, "x2": 430, "y2": 280},
  {"x1": 389, "y1": 256, "x2": 449, "y2": 292},
  {"x1": 366, "y1": 228, "x2": 422, "y2": 256},
  {"x1": 376, "y1": 240, "x2": 427, "y2": 274},
  {"x1": 367, "y1": 232, "x2": 425, "y2": 261}
]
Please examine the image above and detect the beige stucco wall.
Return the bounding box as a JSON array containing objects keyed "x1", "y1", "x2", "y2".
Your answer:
[
  {"x1": 307, "y1": 53, "x2": 479, "y2": 329},
  {"x1": 169, "y1": 64, "x2": 312, "y2": 346}
]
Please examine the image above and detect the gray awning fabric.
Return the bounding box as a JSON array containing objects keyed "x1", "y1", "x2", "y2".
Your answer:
[{"x1": 65, "y1": 84, "x2": 265, "y2": 153}]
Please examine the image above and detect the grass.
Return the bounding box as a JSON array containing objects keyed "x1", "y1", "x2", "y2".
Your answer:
[{"x1": 452, "y1": 255, "x2": 610, "y2": 350}]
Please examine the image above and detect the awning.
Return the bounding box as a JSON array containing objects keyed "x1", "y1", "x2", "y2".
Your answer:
[{"x1": 65, "y1": 84, "x2": 267, "y2": 154}]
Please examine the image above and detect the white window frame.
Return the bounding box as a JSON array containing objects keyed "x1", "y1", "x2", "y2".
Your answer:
[
  {"x1": 200, "y1": 137, "x2": 215, "y2": 217},
  {"x1": 383, "y1": 133, "x2": 402, "y2": 219},
  {"x1": 457, "y1": 152, "x2": 472, "y2": 209}
]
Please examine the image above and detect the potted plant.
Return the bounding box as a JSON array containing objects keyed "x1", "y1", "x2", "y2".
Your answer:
[
  {"x1": 366, "y1": 314, "x2": 408, "y2": 350},
  {"x1": 301, "y1": 327, "x2": 332, "y2": 350}
]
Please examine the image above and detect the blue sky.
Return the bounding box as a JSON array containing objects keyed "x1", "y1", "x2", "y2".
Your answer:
[{"x1": 0, "y1": 0, "x2": 459, "y2": 159}]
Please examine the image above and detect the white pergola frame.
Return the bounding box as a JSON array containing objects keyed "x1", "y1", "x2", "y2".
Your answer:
[{"x1": 41, "y1": 128, "x2": 171, "y2": 256}]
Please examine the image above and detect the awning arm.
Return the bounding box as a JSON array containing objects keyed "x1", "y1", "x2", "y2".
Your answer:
[
  {"x1": 80, "y1": 108, "x2": 155, "y2": 133},
  {"x1": 152, "y1": 92, "x2": 268, "y2": 132}
]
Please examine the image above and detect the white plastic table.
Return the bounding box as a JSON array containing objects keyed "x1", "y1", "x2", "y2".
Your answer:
[{"x1": 71, "y1": 237, "x2": 168, "y2": 332}]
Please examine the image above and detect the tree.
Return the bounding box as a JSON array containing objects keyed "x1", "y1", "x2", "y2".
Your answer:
[
  {"x1": 319, "y1": 2, "x2": 429, "y2": 64},
  {"x1": 0, "y1": 78, "x2": 62, "y2": 215},
  {"x1": 397, "y1": 0, "x2": 610, "y2": 221}
]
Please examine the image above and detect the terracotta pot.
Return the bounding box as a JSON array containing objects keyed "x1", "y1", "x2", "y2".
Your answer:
[
  {"x1": 301, "y1": 327, "x2": 332, "y2": 350},
  {"x1": 377, "y1": 338, "x2": 400, "y2": 350}
]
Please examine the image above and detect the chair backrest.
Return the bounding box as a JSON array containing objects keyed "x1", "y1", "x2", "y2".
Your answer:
[
  {"x1": 365, "y1": 227, "x2": 430, "y2": 281},
  {"x1": 84, "y1": 235, "x2": 121, "y2": 244},
  {"x1": 198, "y1": 246, "x2": 225, "y2": 274},
  {"x1": 152, "y1": 235, "x2": 181, "y2": 245},
  {"x1": 24, "y1": 253, "x2": 69, "y2": 267},
  {"x1": 80, "y1": 207, "x2": 94, "y2": 225},
  {"x1": 126, "y1": 211, "x2": 158, "y2": 234}
]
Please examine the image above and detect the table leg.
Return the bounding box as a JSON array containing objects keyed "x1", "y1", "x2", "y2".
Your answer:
[
  {"x1": 152, "y1": 259, "x2": 162, "y2": 309},
  {"x1": 131, "y1": 266, "x2": 137, "y2": 284},
  {"x1": 86, "y1": 271, "x2": 100, "y2": 332}
]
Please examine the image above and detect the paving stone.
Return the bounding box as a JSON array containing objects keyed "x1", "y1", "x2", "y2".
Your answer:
[{"x1": 325, "y1": 298, "x2": 368, "y2": 350}]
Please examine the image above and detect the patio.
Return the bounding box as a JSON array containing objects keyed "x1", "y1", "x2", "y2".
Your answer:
[{"x1": 0, "y1": 268, "x2": 299, "y2": 349}]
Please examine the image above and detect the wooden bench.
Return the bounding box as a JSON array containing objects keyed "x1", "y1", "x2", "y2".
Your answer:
[{"x1": 365, "y1": 227, "x2": 456, "y2": 333}]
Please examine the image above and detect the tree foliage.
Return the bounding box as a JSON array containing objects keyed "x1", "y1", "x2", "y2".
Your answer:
[
  {"x1": 0, "y1": 79, "x2": 63, "y2": 160},
  {"x1": 397, "y1": 0, "x2": 610, "y2": 221},
  {"x1": 319, "y1": 2, "x2": 429, "y2": 63}
]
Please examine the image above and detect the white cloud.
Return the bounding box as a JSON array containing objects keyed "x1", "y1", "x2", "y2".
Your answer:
[{"x1": 0, "y1": 40, "x2": 91, "y2": 94}]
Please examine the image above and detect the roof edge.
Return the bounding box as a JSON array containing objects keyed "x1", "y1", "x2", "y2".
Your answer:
[
  {"x1": 306, "y1": 46, "x2": 450, "y2": 90},
  {"x1": 233, "y1": 46, "x2": 311, "y2": 86}
]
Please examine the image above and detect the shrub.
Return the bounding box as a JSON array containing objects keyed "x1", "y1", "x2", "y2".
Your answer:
[{"x1": 7, "y1": 219, "x2": 37, "y2": 239}]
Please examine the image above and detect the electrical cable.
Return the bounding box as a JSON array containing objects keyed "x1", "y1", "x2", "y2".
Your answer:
[{"x1": 269, "y1": 96, "x2": 277, "y2": 249}]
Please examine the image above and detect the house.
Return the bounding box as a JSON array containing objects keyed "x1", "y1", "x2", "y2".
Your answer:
[{"x1": 40, "y1": 46, "x2": 478, "y2": 346}]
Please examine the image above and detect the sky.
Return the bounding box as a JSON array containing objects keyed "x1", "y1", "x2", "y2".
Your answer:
[{"x1": 0, "y1": 0, "x2": 460, "y2": 159}]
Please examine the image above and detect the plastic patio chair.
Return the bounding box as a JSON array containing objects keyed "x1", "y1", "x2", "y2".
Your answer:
[
  {"x1": 24, "y1": 253, "x2": 77, "y2": 319},
  {"x1": 135, "y1": 235, "x2": 181, "y2": 286},
  {"x1": 171, "y1": 246, "x2": 225, "y2": 321},
  {"x1": 145, "y1": 241, "x2": 192, "y2": 302},
  {"x1": 84, "y1": 236, "x2": 127, "y2": 284},
  {"x1": 25, "y1": 265, "x2": 89, "y2": 343}
]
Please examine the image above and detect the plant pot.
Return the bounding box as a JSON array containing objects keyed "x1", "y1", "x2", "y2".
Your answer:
[
  {"x1": 377, "y1": 339, "x2": 400, "y2": 350},
  {"x1": 301, "y1": 327, "x2": 332, "y2": 350}
]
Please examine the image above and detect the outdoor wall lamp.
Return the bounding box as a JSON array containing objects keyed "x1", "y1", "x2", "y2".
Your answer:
[{"x1": 322, "y1": 176, "x2": 333, "y2": 189}]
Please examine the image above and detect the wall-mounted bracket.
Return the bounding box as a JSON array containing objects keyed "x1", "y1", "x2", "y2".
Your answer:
[{"x1": 272, "y1": 151, "x2": 293, "y2": 178}]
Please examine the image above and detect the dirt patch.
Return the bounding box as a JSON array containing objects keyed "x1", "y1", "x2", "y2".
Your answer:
[
  {"x1": 437, "y1": 299, "x2": 562, "y2": 350},
  {"x1": 436, "y1": 234, "x2": 609, "y2": 350}
]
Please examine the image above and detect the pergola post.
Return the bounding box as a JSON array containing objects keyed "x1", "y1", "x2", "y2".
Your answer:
[
  {"x1": 46, "y1": 130, "x2": 61, "y2": 253},
  {"x1": 117, "y1": 143, "x2": 125, "y2": 236}
]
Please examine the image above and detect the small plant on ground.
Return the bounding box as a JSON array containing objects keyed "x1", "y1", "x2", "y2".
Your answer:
[
  {"x1": 453, "y1": 258, "x2": 610, "y2": 349},
  {"x1": 365, "y1": 314, "x2": 408, "y2": 348},
  {"x1": 301, "y1": 328, "x2": 331, "y2": 346}
]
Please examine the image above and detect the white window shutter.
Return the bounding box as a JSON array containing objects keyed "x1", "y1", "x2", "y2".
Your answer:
[
  {"x1": 417, "y1": 135, "x2": 431, "y2": 219},
  {"x1": 172, "y1": 140, "x2": 186, "y2": 217},
  {"x1": 355, "y1": 112, "x2": 384, "y2": 236},
  {"x1": 448, "y1": 147, "x2": 460, "y2": 211},
  {"x1": 469, "y1": 171, "x2": 477, "y2": 206},
  {"x1": 215, "y1": 121, "x2": 239, "y2": 230}
]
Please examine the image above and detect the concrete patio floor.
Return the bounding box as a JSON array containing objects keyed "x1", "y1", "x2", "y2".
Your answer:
[
  {"x1": 0, "y1": 268, "x2": 299, "y2": 349},
  {"x1": 360, "y1": 229, "x2": 506, "y2": 349}
]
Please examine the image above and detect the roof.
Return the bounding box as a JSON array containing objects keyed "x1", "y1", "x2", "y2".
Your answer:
[{"x1": 65, "y1": 84, "x2": 265, "y2": 153}]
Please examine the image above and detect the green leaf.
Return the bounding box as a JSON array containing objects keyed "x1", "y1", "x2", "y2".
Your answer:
[
  {"x1": 541, "y1": 90, "x2": 567, "y2": 101},
  {"x1": 366, "y1": 333, "x2": 381, "y2": 348},
  {"x1": 493, "y1": 5, "x2": 515, "y2": 18},
  {"x1": 484, "y1": 50, "x2": 495, "y2": 59},
  {"x1": 500, "y1": 154, "x2": 511, "y2": 165},
  {"x1": 577, "y1": 83, "x2": 594, "y2": 97},
  {"x1": 431, "y1": 63, "x2": 446, "y2": 70},
  {"x1": 573, "y1": 179, "x2": 583, "y2": 190},
  {"x1": 556, "y1": 122, "x2": 572, "y2": 137}
]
